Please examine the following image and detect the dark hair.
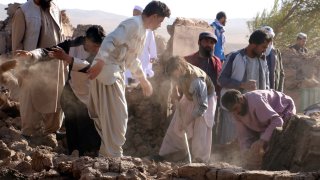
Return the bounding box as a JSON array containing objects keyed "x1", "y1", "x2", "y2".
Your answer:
[
  {"x1": 249, "y1": 29, "x2": 272, "y2": 45},
  {"x1": 216, "y1": 11, "x2": 226, "y2": 20},
  {"x1": 143, "y1": 1, "x2": 171, "y2": 18},
  {"x1": 221, "y1": 89, "x2": 243, "y2": 111},
  {"x1": 85, "y1": 25, "x2": 105, "y2": 44},
  {"x1": 165, "y1": 56, "x2": 188, "y2": 76}
]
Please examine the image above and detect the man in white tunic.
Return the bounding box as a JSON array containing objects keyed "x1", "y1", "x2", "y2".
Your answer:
[
  {"x1": 87, "y1": 1, "x2": 171, "y2": 157},
  {"x1": 125, "y1": 5, "x2": 158, "y2": 84}
]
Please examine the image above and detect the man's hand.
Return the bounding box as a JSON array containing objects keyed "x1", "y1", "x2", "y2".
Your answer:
[
  {"x1": 14, "y1": 50, "x2": 33, "y2": 59},
  {"x1": 250, "y1": 139, "x2": 266, "y2": 155},
  {"x1": 240, "y1": 80, "x2": 257, "y2": 91},
  {"x1": 49, "y1": 47, "x2": 73, "y2": 64},
  {"x1": 87, "y1": 60, "x2": 105, "y2": 80},
  {"x1": 138, "y1": 77, "x2": 153, "y2": 97}
]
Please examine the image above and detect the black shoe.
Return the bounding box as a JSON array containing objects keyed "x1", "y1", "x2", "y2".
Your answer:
[{"x1": 55, "y1": 131, "x2": 66, "y2": 140}]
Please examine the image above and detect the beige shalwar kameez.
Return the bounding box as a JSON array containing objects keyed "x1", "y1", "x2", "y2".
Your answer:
[
  {"x1": 88, "y1": 15, "x2": 146, "y2": 157},
  {"x1": 12, "y1": 2, "x2": 64, "y2": 136}
]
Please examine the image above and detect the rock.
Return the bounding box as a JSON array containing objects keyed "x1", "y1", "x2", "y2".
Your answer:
[
  {"x1": 71, "y1": 156, "x2": 94, "y2": 178},
  {"x1": 0, "y1": 168, "x2": 28, "y2": 180},
  {"x1": 11, "y1": 151, "x2": 25, "y2": 161},
  {"x1": 0, "y1": 126, "x2": 22, "y2": 144},
  {"x1": 0, "y1": 140, "x2": 15, "y2": 160},
  {"x1": 240, "y1": 170, "x2": 276, "y2": 180},
  {"x1": 14, "y1": 161, "x2": 33, "y2": 174},
  {"x1": 263, "y1": 115, "x2": 320, "y2": 172},
  {"x1": 42, "y1": 133, "x2": 58, "y2": 148},
  {"x1": 177, "y1": 163, "x2": 209, "y2": 180},
  {"x1": 92, "y1": 158, "x2": 109, "y2": 172},
  {"x1": 31, "y1": 147, "x2": 54, "y2": 172},
  {"x1": 216, "y1": 168, "x2": 244, "y2": 180},
  {"x1": 205, "y1": 168, "x2": 217, "y2": 180},
  {"x1": 9, "y1": 140, "x2": 28, "y2": 151}
]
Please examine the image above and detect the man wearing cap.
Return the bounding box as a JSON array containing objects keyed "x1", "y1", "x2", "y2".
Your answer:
[
  {"x1": 185, "y1": 32, "x2": 222, "y2": 97},
  {"x1": 217, "y1": 30, "x2": 271, "y2": 144},
  {"x1": 260, "y1": 26, "x2": 284, "y2": 92},
  {"x1": 125, "y1": 5, "x2": 158, "y2": 85},
  {"x1": 289, "y1": 33, "x2": 308, "y2": 54},
  {"x1": 210, "y1": 11, "x2": 227, "y2": 62}
]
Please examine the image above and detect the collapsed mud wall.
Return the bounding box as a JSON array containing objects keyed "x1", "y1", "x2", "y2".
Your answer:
[
  {"x1": 263, "y1": 115, "x2": 320, "y2": 172},
  {"x1": 282, "y1": 50, "x2": 320, "y2": 112}
]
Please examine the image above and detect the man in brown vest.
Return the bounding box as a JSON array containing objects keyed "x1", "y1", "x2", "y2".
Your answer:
[
  {"x1": 159, "y1": 56, "x2": 217, "y2": 163},
  {"x1": 12, "y1": 0, "x2": 64, "y2": 145}
]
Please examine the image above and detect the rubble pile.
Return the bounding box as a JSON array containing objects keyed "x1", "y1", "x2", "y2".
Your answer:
[
  {"x1": 263, "y1": 114, "x2": 320, "y2": 172},
  {"x1": 0, "y1": 3, "x2": 20, "y2": 56},
  {"x1": 282, "y1": 50, "x2": 320, "y2": 111}
]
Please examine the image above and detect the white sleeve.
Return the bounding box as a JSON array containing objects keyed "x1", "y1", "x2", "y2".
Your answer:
[
  {"x1": 72, "y1": 58, "x2": 90, "y2": 71},
  {"x1": 148, "y1": 31, "x2": 157, "y2": 59}
]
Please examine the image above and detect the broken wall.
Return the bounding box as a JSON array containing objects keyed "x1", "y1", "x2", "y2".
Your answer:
[
  {"x1": 166, "y1": 17, "x2": 213, "y2": 57},
  {"x1": 282, "y1": 50, "x2": 320, "y2": 112}
]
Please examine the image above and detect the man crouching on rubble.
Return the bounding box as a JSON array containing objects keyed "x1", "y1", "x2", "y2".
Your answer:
[
  {"x1": 221, "y1": 89, "x2": 296, "y2": 156},
  {"x1": 159, "y1": 56, "x2": 217, "y2": 163}
]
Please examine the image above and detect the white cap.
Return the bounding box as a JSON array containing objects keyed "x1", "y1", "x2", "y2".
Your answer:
[
  {"x1": 133, "y1": 5, "x2": 143, "y2": 12},
  {"x1": 297, "y1": 32, "x2": 307, "y2": 39},
  {"x1": 260, "y1": 26, "x2": 275, "y2": 38}
]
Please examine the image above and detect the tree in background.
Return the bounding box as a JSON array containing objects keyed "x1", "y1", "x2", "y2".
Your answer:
[{"x1": 247, "y1": 0, "x2": 320, "y2": 52}]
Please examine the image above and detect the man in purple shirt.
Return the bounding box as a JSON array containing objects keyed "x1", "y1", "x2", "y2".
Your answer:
[{"x1": 221, "y1": 89, "x2": 296, "y2": 153}]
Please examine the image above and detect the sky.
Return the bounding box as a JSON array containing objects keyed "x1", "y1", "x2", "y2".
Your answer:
[{"x1": 2, "y1": 0, "x2": 275, "y2": 19}]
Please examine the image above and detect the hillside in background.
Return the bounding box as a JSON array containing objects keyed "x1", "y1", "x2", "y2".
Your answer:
[{"x1": 0, "y1": 4, "x2": 248, "y2": 52}]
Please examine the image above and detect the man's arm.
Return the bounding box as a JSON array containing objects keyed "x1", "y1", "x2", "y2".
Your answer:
[
  {"x1": 235, "y1": 119, "x2": 256, "y2": 151},
  {"x1": 12, "y1": 9, "x2": 26, "y2": 52},
  {"x1": 254, "y1": 96, "x2": 283, "y2": 141},
  {"x1": 189, "y1": 78, "x2": 209, "y2": 119},
  {"x1": 218, "y1": 54, "x2": 242, "y2": 89},
  {"x1": 89, "y1": 19, "x2": 144, "y2": 80}
]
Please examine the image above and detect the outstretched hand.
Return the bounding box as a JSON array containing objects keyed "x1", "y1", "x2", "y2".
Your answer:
[{"x1": 49, "y1": 47, "x2": 73, "y2": 63}]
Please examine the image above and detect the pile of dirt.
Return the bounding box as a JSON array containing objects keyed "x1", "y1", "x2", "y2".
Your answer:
[{"x1": 263, "y1": 114, "x2": 320, "y2": 172}]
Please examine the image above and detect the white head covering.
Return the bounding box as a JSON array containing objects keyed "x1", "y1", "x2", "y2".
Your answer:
[
  {"x1": 260, "y1": 26, "x2": 275, "y2": 56},
  {"x1": 133, "y1": 5, "x2": 143, "y2": 12},
  {"x1": 260, "y1": 26, "x2": 275, "y2": 39},
  {"x1": 297, "y1": 32, "x2": 307, "y2": 39}
]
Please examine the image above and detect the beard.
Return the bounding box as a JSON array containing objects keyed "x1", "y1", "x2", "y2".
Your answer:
[
  {"x1": 39, "y1": 0, "x2": 52, "y2": 10},
  {"x1": 238, "y1": 99, "x2": 248, "y2": 116},
  {"x1": 199, "y1": 46, "x2": 213, "y2": 58}
]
